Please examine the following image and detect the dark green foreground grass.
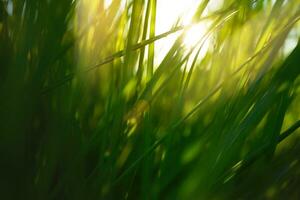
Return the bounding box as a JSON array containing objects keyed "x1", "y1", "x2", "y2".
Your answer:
[{"x1": 0, "y1": 0, "x2": 300, "y2": 199}]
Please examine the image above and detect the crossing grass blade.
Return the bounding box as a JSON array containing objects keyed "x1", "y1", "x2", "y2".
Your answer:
[{"x1": 1, "y1": 0, "x2": 300, "y2": 199}]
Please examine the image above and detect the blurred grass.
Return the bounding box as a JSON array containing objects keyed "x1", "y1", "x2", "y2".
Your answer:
[{"x1": 1, "y1": 0, "x2": 300, "y2": 199}]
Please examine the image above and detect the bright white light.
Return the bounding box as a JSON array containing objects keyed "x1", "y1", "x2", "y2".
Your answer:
[
  {"x1": 183, "y1": 22, "x2": 212, "y2": 72},
  {"x1": 155, "y1": 0, "x2": 213, "y2": 67},
  {"x1": 183, "y1": 23, "x2": 209, "y2": 48},
  {"x1": 104, "y1": 0, "x2": 113, "y2": 10},
  {"x1": 156, "y1": 0, "x2": 199, "y2": 34},
  {"x1": 283, "y1": 29, "x2": 299, "y2": 56},
  {"x1": 207, "y1": 0, "x2": 224, "y2": 13}
]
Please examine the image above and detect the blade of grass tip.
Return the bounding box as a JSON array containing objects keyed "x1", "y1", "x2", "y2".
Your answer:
[
  {"x1": 136, "y1": 0, "x2": 151, "y2": 85},
  {"x1": 193, "y1": 0, "x2": 210, "y2": 21}
]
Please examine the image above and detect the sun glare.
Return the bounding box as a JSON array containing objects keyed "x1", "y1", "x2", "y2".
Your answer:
[
  {"x1": 104, "y1": 0, "x2": 113, "y2": 10},
  {"x1": 183, "y1": 22, "x2": 210, "y2": 48},
  {"x1": 155, "y1": 0, "x2": 217, "y2": 67}
]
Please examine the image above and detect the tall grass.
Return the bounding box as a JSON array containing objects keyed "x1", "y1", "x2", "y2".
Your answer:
[{"x1": 0, "y1": 0, "x2": 300, "y2": 199}]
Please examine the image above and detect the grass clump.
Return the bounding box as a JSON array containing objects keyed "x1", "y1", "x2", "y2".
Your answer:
[{"x1": 0, "y1": 0, "x2": 300, "y2": 199}]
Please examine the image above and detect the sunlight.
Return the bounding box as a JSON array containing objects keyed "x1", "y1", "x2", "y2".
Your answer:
[
  {"x1": 154, "y1": 0, "x2": 218, "y2": 67},
  {"x1": 154, "y1": 0, "x2": 200, "y2": 66},
  {"x1": 104, "y1": 0, "x2": 113, "y2": 10},
  {"x1": 183, "y1": 22, "x2": 210, "y2": 48},
  {"x1": 156, "y1": 0, "x2": 198, "y2": 34},
  {"x1": 183, "y1": 22, "x2": 212, "y2": 71}
]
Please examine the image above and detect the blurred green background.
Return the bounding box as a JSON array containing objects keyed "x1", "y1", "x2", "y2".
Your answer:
[{"x1": 0, "y1": 0, "x2": 300, "y2": 199}]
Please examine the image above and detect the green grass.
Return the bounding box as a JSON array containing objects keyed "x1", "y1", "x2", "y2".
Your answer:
[{"x1": 1, "y1": 0, "x2": 300, "y2": 199}]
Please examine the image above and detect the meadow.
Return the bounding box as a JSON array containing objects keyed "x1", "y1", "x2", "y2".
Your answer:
[{"x1": 0, "y1": 0, "x2": 300, "y2": 199}]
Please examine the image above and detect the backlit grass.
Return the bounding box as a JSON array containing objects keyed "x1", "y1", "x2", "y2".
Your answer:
[{"x1": 0, "y1": 0, "x2": 300, "y2": 199}]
